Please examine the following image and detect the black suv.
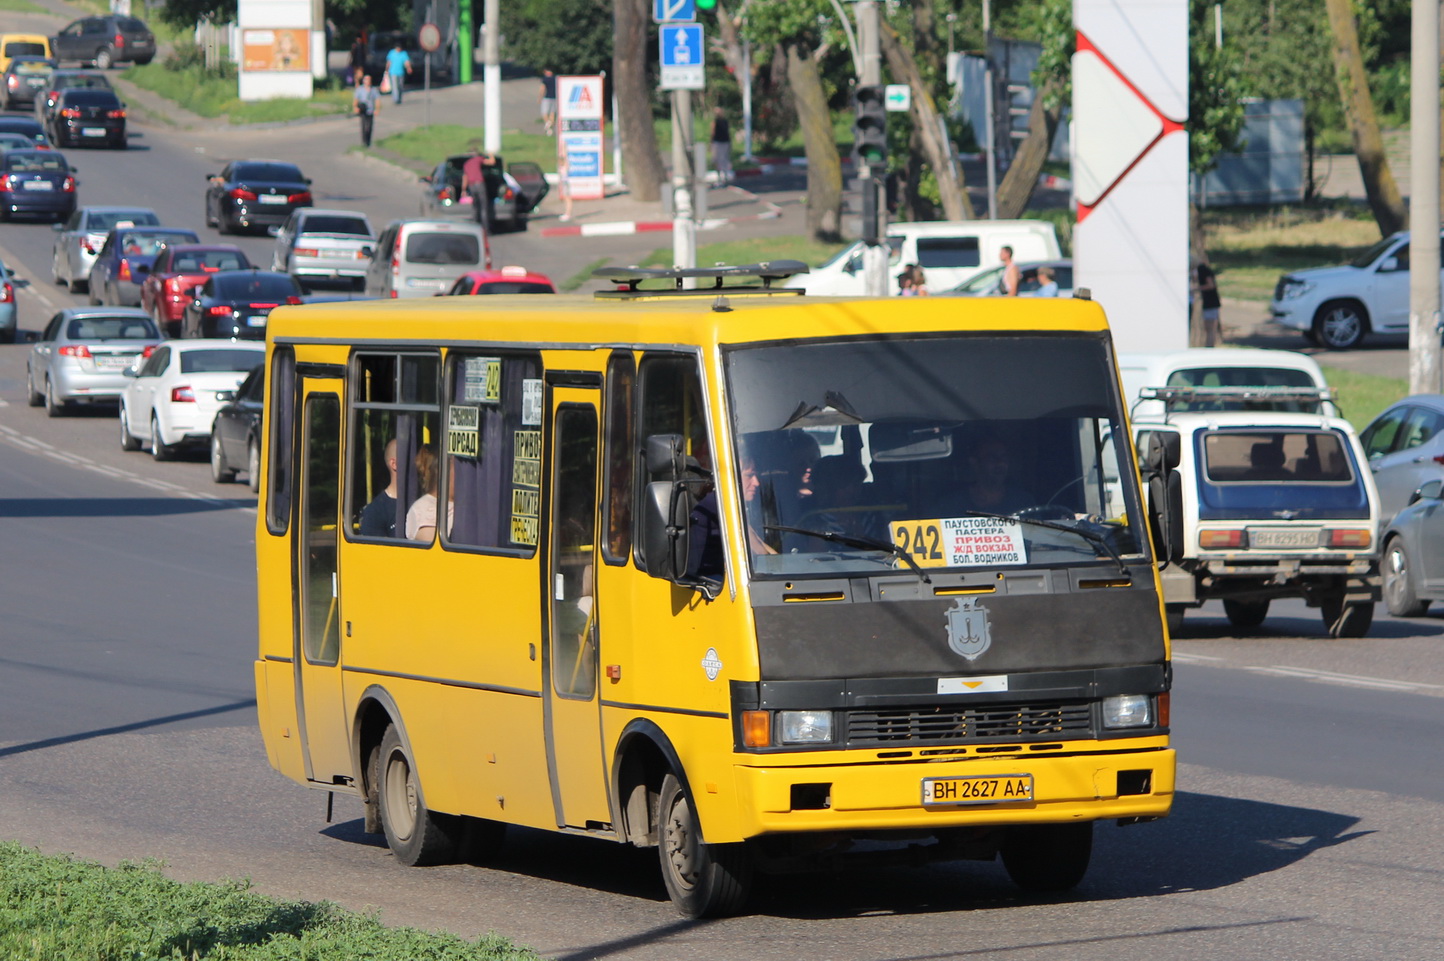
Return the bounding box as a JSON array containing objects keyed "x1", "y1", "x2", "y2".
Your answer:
[{"x1": 51, "y1": 16, "x2": 155, "y2": 70}]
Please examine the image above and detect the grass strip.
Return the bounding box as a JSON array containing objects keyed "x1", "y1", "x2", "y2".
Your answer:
[
  {"x1": 0, "y1": 841, "x2": 539, "y2": 961},
  {"x1": 0, "y1": 0, "x2": 46, "y2": 12},
  {"x1": 640, "y1": 234, "x2": 849, "y2": 272},
  {"x1": 1320, "y1": 366, "x2": 1406, "y2": 430},
  {"x1": 122, "y1": 62, "x2": 352, "y2": 123}
]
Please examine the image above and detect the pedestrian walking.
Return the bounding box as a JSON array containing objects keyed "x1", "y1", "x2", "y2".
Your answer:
[
  {"x1": 353, "y1": 73, "x2": 379, "y2": 147},
  {"x1": 384, "y1": 41, "x2": 412, "y2": 104},
  {"x1": 349, "y1": 31, "x2": 366, "y2": 86},
  {"x1": 709, "y1": 107, "x2": 733, "y2": 185},
  {"x1": 539, "y1": 69, "x2": 557, "y2": 135},
  {"x1": 557, "y1": 153, "x2": 573, "y2": 221}
]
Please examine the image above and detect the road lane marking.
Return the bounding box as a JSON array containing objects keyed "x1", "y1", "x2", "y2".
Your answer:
[{"x1": 1175, "y1": 652, "x2": 1443, "y2": 695}]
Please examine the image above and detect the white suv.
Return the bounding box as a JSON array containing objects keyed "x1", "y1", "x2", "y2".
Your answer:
[{"x1": 1269, "y1": 230, "x2": 1444, "y2": 349}]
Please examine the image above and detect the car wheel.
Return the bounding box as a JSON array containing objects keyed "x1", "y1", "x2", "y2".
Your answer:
[
  {"x1": 68, "y1": 265, "x2": 85, "y2": 293},
  {"x1": 205, "y1": 199, "x2": 217, "y2": 229},
  {"x1": 1223, "y1": 598, "x2": 1270, "y2": 629},
  {"x1": 52, "y1": 249, "x2": 65, "y2": 285},
  {"x1": 1001, "y1": 822, "x2": 1094, "y2": 893},
  {"x1": 150, "y1": 412, "x2": 174, "y2": 461},
  {"x1": 657, "y1": 772, "x2": 753, "y2": 918},
  {"x1": 1312, "y1": 300, "x2": 1368, "y2": 350},
  {"x1": 119, "y1": 404, "x2": 141, "y2": 450},
  {"x1": 247, "y1": 438, "x2": 262, "y2": 493},
  {"x1": 1321, "y1": 593, "x2": 1373, "y2": 638},
  {"x1": 376, "y1": 724, "x2": 464, "y2": 866},
  {"x1": 1383, "y1": 538, "x2": 1430, "y2": 617},
  {"x1": 44, "y1": 378, "x2": 68, "y2": 417},
  {"x1": 210, "y1": 431, "x2": 237, "y2": 483},
  {"x1": 26, "y1": 366, "x2": 44, "y2": 406},
  {"x1": 94, "y1": 46, "x2": 114, "y2": 70}
]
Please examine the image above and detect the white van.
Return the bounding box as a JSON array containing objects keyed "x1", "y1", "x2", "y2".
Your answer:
[
  {"x1": 364, "y1": 219, "x2": 492, "y2": 300},
  {"x1": 787, "y1": 220, "x2": 1061, "y2": 296}
]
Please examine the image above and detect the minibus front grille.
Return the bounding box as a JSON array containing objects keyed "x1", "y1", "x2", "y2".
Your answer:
[{"x1": 846, "y1": 701, "x2": 1094, "y2": 747}]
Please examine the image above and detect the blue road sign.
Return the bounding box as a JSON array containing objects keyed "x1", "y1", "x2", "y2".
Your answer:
[
  {"x1": 653, "y1": 0, "x2": 695, "y2": 23},
  {"x1": 660, "y1": 23, "x2": 703, "y2": 67}
]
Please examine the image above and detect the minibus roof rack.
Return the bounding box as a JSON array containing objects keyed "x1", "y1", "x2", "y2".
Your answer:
[
  {"x1": 592, "y1": 260, "x2": 810, "y2": 300},
  {"x1": 1133, "y1": 385, "x2": 1340, "y2": 420}
]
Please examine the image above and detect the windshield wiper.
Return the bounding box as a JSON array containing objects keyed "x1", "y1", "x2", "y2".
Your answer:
[
  {"x1": 765, "y1": 524, "x2": 932, "y2": 584},
  {"x1": 952, "y1": 509, "x2": 1131, "y2": 579}
]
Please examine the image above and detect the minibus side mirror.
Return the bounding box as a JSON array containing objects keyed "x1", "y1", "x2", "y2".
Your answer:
[
  {"x1": 646, "y1": 432, "x2": 686, "y2": 477},
  {"x1": 1140, "y1": 431, "x2": 1184, "y2": 565},
  {"x1": 641, "y1": 480, "x2": 691, "y2": 582}
]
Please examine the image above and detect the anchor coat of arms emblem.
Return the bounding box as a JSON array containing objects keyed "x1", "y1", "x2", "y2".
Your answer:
[{"x1": 944, "y1": 597, "x2": 992, "y2": 660}]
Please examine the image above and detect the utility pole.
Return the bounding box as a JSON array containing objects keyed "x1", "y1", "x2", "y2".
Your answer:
[
  {"x1": 982, "y1": 0, "x2": 997, "y2": 219},
  {"x1": 856, "y1": 0, "x2": 888, "y2": 297},
  {"x1": 672, "y1": 91, "x2": 697, "y2": 282},
  {"x1": 1409, "y1": 0, "x2": 1442, "y2": 393},
  {"x1": 482, "y1": 0, "x2": 501, "y2": 154}
]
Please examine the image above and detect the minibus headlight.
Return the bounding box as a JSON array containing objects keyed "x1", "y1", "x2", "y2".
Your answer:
[
  {"x1": 1102, "y1": 695, "x2": 1152, "y2": 729},
  {"x1": 778, "y1": 710, "x2": 834, "y2": 744}
]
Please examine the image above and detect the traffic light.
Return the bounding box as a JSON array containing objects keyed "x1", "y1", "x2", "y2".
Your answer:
[
  {"x1": 852, "y1": 85, "x2": 887, "y2": 168},
  {"x1": 696, "y1": 0, "x2": 717, "y2": 9}
]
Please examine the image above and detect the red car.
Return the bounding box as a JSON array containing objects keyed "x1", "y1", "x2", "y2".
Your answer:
[
  {"x1": 139, "y1": 243, "x2": 250, "y2": 337},
  {"x1": 441, "y1": 266, "x2": 556, "y2": 296}
]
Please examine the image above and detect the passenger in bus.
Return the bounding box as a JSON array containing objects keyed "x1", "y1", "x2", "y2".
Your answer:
[
  {"x1": 405, "y1": 444, "x2": 452, "y2": 541},
  {"x1": 741, "y1": 453, "x2": 778, "y2": 555},
  {"x1": 357, "y1": 438, "x2": 400, "y2": 537},
  {"x1": 957, "y1": 434, "x2": 1036, "y2": 515}
]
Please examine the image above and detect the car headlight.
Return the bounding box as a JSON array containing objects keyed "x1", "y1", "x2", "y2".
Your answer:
[
  {"x1": 778, "y1": 710, "x2": 834, "y2": 744},
  {"x1": 1102, "y1": 694, "x2": 1152, "y2": 729},
  {"x1": 1277, "y1": 278, "x2": 1313, "y2": 301}
]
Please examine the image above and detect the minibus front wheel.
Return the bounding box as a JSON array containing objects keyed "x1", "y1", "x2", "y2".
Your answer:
[
  {"x1": 657, "y1": 773, "x2": 753, "y2": 918},
  {"x1": 1000, "y1": 822, "x2": 1093, "y2": 893}
]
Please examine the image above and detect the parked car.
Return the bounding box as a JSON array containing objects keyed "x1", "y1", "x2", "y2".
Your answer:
[
  {"x1": 87, "y1": 225, "x2": 201, "y2": 307},
  {"x1": 119, "y1": 339, "x2": 266, "y2": 460},
  {"x1": 2, "y1": 56, "x2": 56, "y2": 111},
  {"x1": 1380, "y1": 478, "x2": 1444, "y2": 616},
  {"x1": 205, "y1": 159, "x2": 313, "y2": 235},
  {"x1": 1359, "y1": 394, "x2": 1444, "y2": 527},
  {"x1": 946, "y1": 259, "x2": 1074, "y2": 298},
  {"x1": 36, "y1": 69, "x2": 111, "y2": 126},
  {"x1": 1269, "y1": 230, "x2": 1444, "y2": 349},
  {"x1": 0, "y1": 148, "x2": 75, "y2": 222},
  {"x1": 786, "y1": 220, "x2": 1063, "y2": 296},
  {"x1": 0, "y1": 254, "x2": 19, "y2": 344},
  {"x1": 47, "y1": 87, "x2": 125, "y2": 149},
  {"x1": 50, "y1": 205, "x2": 158, "y2": 293},
  {"x1": 210, "y1": 365, "x2": 264, "y2": 490},
  {"x1": 141, "y1": 244, "x2": 251, "y2": 337},
  {"x1": 0, "y1": 116, "x2": 50, "y2": 148},
  {"x1": 25, "y1": 306, "x2": 160, "y2": 416},
  {"x1": 365, "y1": 219, "x2": 491, "y2": 299},
  {"x1": 442, "y1": 266, "x2": 556, "y2": 296},
  {"x1": 50, "y1": 15, "x2": 154, "y2": 69},
  {"x1": 182, "y1": 268, "x2": 303, "y2": 340},
  {"x1": 0, "y1": 132, "x2": 34, "y2": 154},
  {"x1": 0, "y1": 34, "x2": 51, "y2": 74},
  {"x1": 417, "y1": 153, "x2": 548, "y2": 232},
  {"x1": 270, "y1": 207, "x2": 374, "y2": 289}
]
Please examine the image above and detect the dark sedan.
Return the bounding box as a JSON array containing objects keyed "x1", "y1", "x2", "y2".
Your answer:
[
  {"x1": 140, "y1": 243, "x2": 251, "y2": 338},
  {"x1": 0, "y1": 149, "x2": 75, "y2": 222},
  {"x1": 204, "y1": 160, "x2": 312, "y2": 235},
  {"x1": 36, "y1": 69, "x2": 110, "y2": 126},
  {"x1": 182, "y1": 269, "x2": 302, "y2": 340},
  {"x1": 87, "y1": 225, "x2": 200, "y2": 307},
  {"x1": 210, "y1": 364, "x2": 264, "y2": 491},
  {"x1": 2, "y1": 56, "x2": 55, "y2": 110},
  {"x1": 0, "y1": 116, "x2": 49, "y2": 148},
  {"x1": 47, "y1": 87, "x2": 125, "y2": 148},
  {"x1": 419, "y1": 153, "x2": 548, "y2": 232}
]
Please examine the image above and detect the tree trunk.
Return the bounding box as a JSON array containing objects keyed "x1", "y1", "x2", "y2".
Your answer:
[
  {"x1": 903, "y1": 123, "x2": 939, "y2": 222},
  {"x1": 786, "y1": 43, "x2": 843, "y2": 242},
  {"x1": 879, "y1": 22, "x2": 973, "y2": 221},
  {"x1": 1324, "y1": 0, "x2": 1405, "y2": 236},
  {"x1": 994, "y1": 83, "x2": 1064, "y2": 219},
  {"x1": 613, "y1": 0, "x2": 666, "y2": 203}
]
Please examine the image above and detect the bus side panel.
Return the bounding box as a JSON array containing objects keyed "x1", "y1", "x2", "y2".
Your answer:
[{"x1": 340, "y1": 546, "x2": 554, "y2": 828}]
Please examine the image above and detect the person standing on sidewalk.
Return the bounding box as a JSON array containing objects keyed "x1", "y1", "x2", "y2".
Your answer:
[
  {"x1": 353, "y1": 74, "x2": 379, "y2": 147},
  {"x1": 539, "y1": 69, "x2": 558, "y2": 135},
  {"x1": 710, "y1": 107, "x2": 733, "y2": 185},
  {"x1": 1195, "y1": 259, "x2": 1223, "y2": 346},
  {"x1": 385, "y1": 41, "x2": 412, "y2": 104}
]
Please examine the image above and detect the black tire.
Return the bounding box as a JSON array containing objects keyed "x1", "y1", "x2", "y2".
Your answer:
[
  {"x1": 210, "y1": 430, "x2": 236, "y2": 483},
  {"x1": 68, "y1": 269, "x2": 86, "y2": 293},
  {"x1": 94, "y1": 46, "x2": 114, "y2": 70},
  {"x1": 1164, "y1": 604, "x2": 1185, "y2": 637},
  {"x1": 1223, "y1": 599, "x2": 1270, "y2": 629},
  {"x1": 119, "y1": 405, "x2": 140, "y2": 451},
  {"x1": 150, "y1": 413, "x2": 174, "y2": 461},
  {"x1": 657, "y1": 773, "x2": 752, "y2": 918},
  {"x1": 1312, "y1": 300, "x2": 1367, "y2": 350},
  {"x1": 1321, "y1": 594, "x2": 1374, "y2": 638},
  {"x1": 247, "y1": 439, "x2": 262, "y2": 493},
  {"x1": 1000, "y1": 821, "x2": 1093, "y2": 893},
  {"x1": 376, "y1": 724, "x2": 463, "y2": 866},
  {"x1": 1383, "y1": 538, "x2": 1429, "y2": 617},
  {"x1": 0, "y1": 327, "x2": 12, "y2": 344},
  {"x1": 44, "y1": 378, "x2": 67, "y2": 417},
  {"x1": 26, "y1": 367, "x2": 43, "y2": 406}
]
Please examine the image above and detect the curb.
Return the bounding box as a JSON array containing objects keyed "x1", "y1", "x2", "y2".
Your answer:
[{"x1": 538, "y1": 183, "x2": 783, "y2": 238}]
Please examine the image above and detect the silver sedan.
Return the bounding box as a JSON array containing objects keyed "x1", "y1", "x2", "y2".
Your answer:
[
  {"x1": 50, "y1": 204, "x2": 159, "y2": 293},
  {"x1": 26, "y1": 306, "x2": 161, "y2": 417}
]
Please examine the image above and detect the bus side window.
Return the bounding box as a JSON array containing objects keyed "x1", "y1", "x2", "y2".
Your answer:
[
  {"x1": 444, "y1": 352, "x2": 542, "y2": 553},
  {"x1": 602, "y1": 351, "x2": 635, "y2": 565},
  {"x1": 635, "y1": 353, "x2": 718, "y2": 583},
  {"x1": 348, "y1": 351, "x2": 441, "y2": 542},
  {"x1": 266, "y1": 346, "x2": 296, "y2": 535}
]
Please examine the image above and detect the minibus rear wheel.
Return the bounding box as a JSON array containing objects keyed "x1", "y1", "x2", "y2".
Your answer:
[
  {"x1": 1000, "y1": 822, "x2": 1092, "y2": 893},
  {"x1": 377, "y1": 724, "x2": 463, "y2": 866},
  {"x1": 657, "y1": 773, "x2": 752, "y2": 918}
]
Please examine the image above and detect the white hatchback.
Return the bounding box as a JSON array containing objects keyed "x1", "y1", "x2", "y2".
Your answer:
[{"x1": 118, "y1": 339, "x2": 265, "y2": 461}]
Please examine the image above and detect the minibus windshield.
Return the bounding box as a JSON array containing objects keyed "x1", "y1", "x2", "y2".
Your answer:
[{"x1": 724, "y1": 334, "x2": 1146, "y2": 578}]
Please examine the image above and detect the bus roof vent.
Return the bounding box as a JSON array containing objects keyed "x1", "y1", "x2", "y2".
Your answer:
[{"x1": 592, "y1": 260, "x2": 810, "y2": 300}]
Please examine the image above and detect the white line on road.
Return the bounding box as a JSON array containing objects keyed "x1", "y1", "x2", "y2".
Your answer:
[{"x1": 1176, "y1": 652, "x2": 1443, "y2": 695}]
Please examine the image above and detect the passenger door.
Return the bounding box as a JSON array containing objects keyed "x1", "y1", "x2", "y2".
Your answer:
[
  {"x1": 293, "y1": 378, "x2": 352, "y2": 786},
  {"x1": 543, "y1": 385, "x2": 611, "y2": 829}
]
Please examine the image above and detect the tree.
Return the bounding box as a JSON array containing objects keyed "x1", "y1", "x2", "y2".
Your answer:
[
  {"x1": 613, "y1": 0, "x2": 666, "y2": 203},
  {"x1": 994, "y1": 0, "x2": 1071, "y2": 219},
  {"x1": 1324, "y1": 0, "x2": 1405, "y2": 236},
  {"x1": 879, "y1": 17, "x2": 973, "y2": 220},
  {"x1": 499, "y1": 0, "x2": 612, "y2": 76}
]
